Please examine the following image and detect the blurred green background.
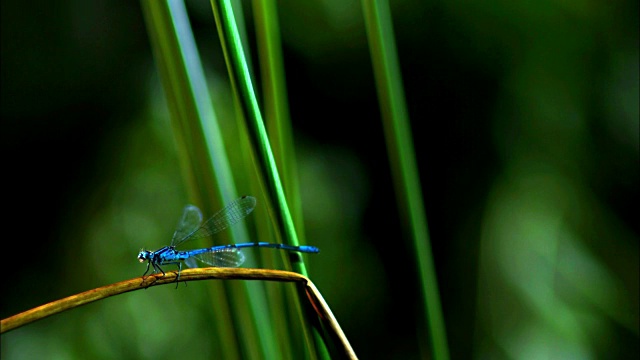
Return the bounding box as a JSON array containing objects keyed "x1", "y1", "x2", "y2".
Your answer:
[{"x1": 1, "y1": 0, "x2": 637, "y2": 359}]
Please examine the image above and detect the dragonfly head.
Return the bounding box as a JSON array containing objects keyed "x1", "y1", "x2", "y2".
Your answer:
[{"x1": 138, "y1": 249, "x2": 152, "y2": 263}]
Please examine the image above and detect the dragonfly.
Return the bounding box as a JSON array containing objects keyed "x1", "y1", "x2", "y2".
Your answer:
[{"x1": 137, "y1": 195, "x2": 319, "y2": 286}]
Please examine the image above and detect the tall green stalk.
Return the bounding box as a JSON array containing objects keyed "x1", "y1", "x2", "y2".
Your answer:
[
  {"x1": 208, "y1": 1, "x2": 322, "y2": 357},
  {"x1": 251, "y1": 1, "x2": 319, "y2": 358},
  {"x1": 140, "y1": 1, "x2": 280, "y2": 358},
  {"x1": 361, "y1": 0, "x2": 450, "y2": 359},
  {"x1": 252, "y1": 0, "x2": 306, "y2": 243},
  {"x1": 208, "y1": 0, "x2": 308, "y2": 275}
]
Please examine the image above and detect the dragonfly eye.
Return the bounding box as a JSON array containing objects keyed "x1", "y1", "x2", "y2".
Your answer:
[{"x1": 137, "y1": 251, "x2": 149, "y2": 262}]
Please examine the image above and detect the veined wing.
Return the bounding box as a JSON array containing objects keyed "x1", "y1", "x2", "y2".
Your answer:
[
  {"x1": 184, "y1": 248, "x2": 246, "y2": 268},
  {"x1": 170, "y1": 205, "x2": 203, "y2": 247},
  {"x1": 177, "y1": 195, "x2": 257, "y2": 246}
]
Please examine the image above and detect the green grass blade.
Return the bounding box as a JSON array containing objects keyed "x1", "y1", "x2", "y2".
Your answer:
[
  {"x1": 251, "y1": 0, "x2": 306, "y2": 243},
  {"x1": 208, "y1": 1, "x2": 323, "y2": 357},
  {"x1": 140, "y1": 3, "x2": 239, "y2": 357},
  {"x1": 140, "y1": 1, "x2": 279, "y2": 358},
  {"x1": 251, "y1": 1, "x2": 315, "y2": 358},
  {"x1": 361, "y1": 1, "x2": 450, "y2": 359},
  {"x1": 208, "y1": 0, "x2": 308, "y2": 276},
  {"x1": 140, "y1": 0, "x2": 234, "y2": 204}
]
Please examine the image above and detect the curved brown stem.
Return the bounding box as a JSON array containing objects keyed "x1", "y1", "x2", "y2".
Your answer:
[{"x1": 1, "y1": 268, "x2": 356, "y2": 359}]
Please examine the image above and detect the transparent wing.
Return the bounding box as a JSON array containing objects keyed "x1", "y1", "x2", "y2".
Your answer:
[
  {"x1": 184, "y1": 248, "x2": 246, "y2": 268},
  {"x1": 170, "y1": 205, "x2": 203, "y2": 247},
  {"x1": 183, "y1": 196, "x2": 256, "y2": 242}
]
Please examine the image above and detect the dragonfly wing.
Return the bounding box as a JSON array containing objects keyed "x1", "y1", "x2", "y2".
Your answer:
[
  {"x1": 171, "y1": 205, "x2": 203, "y2": 247},
  {"x1": 189, "y1": 248, "x2": 246, "y2": 268},
  {"x1": 184, "y1": 257, "x2": 199, "y2": 269},
  {"x1": 187, "y1": 196, "x2": 256, "y2": 241}
]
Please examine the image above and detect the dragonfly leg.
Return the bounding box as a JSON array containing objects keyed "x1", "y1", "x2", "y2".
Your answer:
[
  {"x1": 173, "y1": 262, "x2": 185, "y2": 289},
  {"x1": 140, "y1": 262, "x2": 151, "y2": 279},
  {"x1": 154, "y1": 263, "x2": 167, "y2": 277},
  {"x1": 139, "y1": 262, "x2": 154, "y2": 287},
  {"x1": 155, "y1": 261, "x2": 185, "y2": 288},
  {"x1": 139, "y1": 262, "x2": 161, "y2": 287}
]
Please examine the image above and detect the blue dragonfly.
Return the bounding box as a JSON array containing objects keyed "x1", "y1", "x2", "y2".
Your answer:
[{"x1": 137, "y1": 195, "x2": 319, "y2": 285}]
